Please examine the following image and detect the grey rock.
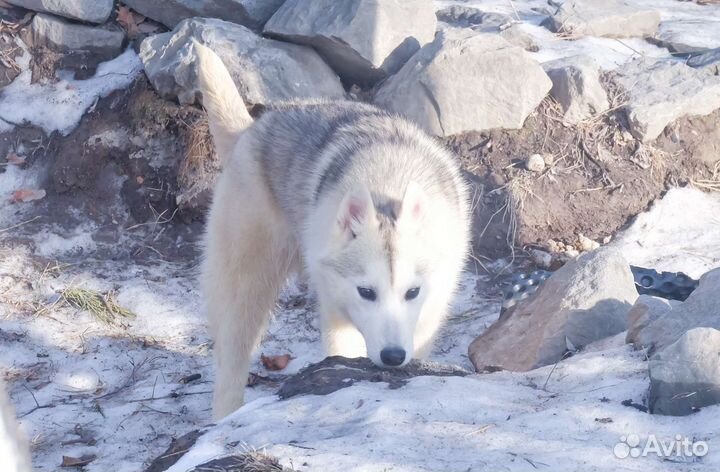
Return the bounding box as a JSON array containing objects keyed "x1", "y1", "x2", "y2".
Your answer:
[
  {"x1": 656, "y1": 19, "x2": 720, "y2": 55},
  {"x1": 632, "y1": 268, "x2": 720, "y2": 355},
  {"x1": 468, "y1": 247, "x2": 637, "y2": 372},
  {"x1": 499, "y1": 24, "x2": 540, "y2": 53},
  {"x1": 374, "y1": 30, "x2": 551, "y2": 136},
  {"x1": 545, "y1": 0, "x2": 660, "y2": 39},
  {"x1": 649, "y1": 327, "x2": 720, "y2": 416},
  {"x1": 6, "y1": 0, "x2": 113, "y2": 23},
  {"x1": 615, "y1": 58, "x2": 720, "y2": 141},
  {"x1": 140, "y1": 18, "x2": 344, "y2": 106},
  {"x1": 436, "y1": 5, "x2": 511, "y2": 30},
  {"x1": 121, "y1": 0, "x2": 286, "y2": 30},
  {"x1": 544, "y1": 56, "x2": 609, "y2": 124},
  {"x1": 32, "y1": 13, "x2": 124, "y2": 59},
  {"x1": 688, "y1": 48, "x2": 720, "y2": 76},
  {"x1": 626, "y1": 295, "x2": 679, "y2": 346},
  {"x1": 264, "y1": 0, "x2": 436, "y2": 87}
]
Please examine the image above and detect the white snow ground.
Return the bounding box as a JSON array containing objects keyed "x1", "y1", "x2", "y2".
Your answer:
[{"x1": 0, "y1": 1, "x2": 719, "y2": 470}]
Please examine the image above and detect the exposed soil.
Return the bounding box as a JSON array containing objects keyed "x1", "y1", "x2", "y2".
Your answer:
[{"x1": 445, "y1": 94, "x2": 719, "y2": 261}]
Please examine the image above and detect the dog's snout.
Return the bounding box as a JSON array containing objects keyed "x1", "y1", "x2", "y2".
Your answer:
[{"x1": 380, "y1": 347, "x2": 406, "y2": 366}]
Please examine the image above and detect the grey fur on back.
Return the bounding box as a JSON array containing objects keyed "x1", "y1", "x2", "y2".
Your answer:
[{"x1": 246, "y1": 100, "x2": 466, "y2": 229}]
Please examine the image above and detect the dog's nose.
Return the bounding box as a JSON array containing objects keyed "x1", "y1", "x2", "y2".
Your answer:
[{"x1": 380, "y1": 347, "x2": 406, "y2": 366}]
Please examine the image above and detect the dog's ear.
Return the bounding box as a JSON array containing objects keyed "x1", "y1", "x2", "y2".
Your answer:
[
  {"x1": 336, "y1": 185, "x2": 376, "y2": 238},
  {"x1": 398, "y1": 181, "x2": 425, "y2": 223}
]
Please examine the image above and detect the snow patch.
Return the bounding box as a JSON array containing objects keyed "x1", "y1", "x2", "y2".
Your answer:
[{"x1": 0, "y1": 48, "x2": 142, "y2": 135}]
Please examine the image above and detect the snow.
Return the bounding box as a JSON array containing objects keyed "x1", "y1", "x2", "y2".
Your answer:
[
  {"x1": 0, "y1": 48, "x2": 143, "y2": 135},
  {"x1": 1, "y1": 1, "x2": 720, "y2": 470}
]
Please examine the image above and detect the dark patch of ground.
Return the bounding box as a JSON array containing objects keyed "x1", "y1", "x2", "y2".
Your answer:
[{"x1": 445, "y1": 93, "x2": 718, "y2": 261}]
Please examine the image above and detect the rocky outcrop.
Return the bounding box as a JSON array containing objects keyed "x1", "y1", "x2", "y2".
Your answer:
[
  {"x1": 615, "y1": 58, "x2": 720, "y2": 141},
  {"x1": 121, "y1": 0, "x2": 286, "y2": 31},
  {"x1": 140, "y1": 18, "x2": 344, "y2": 106},
  {"x1": 545, "y1": 0, "x2": 660, "y2": 39},
  {"x1": 5, "y1": 0, "x2": 113, "y2": 24},
  {"x1": 468, "y1": 248, "x2": 637, "y2": 372},
  {"x1": 264, "y1": 0, "x2": 436, "y2": 87},
  {"x1": 374, "y1": 30, "x2": 551, "y2": 136}
]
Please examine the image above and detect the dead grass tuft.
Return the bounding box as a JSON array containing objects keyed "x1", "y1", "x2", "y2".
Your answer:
[{"x1": 62, "y1": 288, "x2": 135, "y2": 325}]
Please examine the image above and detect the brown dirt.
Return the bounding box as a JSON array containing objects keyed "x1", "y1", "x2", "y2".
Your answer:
[{"x1": 445, "y1": 95, "x2": 718, "y2": 262}]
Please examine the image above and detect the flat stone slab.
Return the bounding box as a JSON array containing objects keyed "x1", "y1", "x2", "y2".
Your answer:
[
  {"x1": 615, "y1": 58, "x2": 720, "y2": 141},
  {"x1": 121, "y1": 0, "x2": 285, "y2": 31},
  {"x1": 374, "y1": 30, "x2": 551, "y2": 136},
  {"x1": 264, "y1": 0, "x2": 436, "y2": 87},
  {"x1": 6, "y1": 0, "x2": 113, "y2": 24},
  {"x1": 140, "y1": 18, "x2": 344, "y2": 106},
  {"x1": 656, "y1": 19, "x2": 720, "y2": 54},
  {"x1": 545, "y1": 0, "x2": 659, "y2": 38},
  {"x1": 32, "y1": 13, "x2": 124, "y2": 59}
]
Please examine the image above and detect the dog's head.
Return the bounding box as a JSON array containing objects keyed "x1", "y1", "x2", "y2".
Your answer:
[{"x1": 316, "y1": 182, "x2": 438, "y2": 367}]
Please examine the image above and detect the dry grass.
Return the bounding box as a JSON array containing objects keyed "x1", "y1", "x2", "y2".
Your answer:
[
  {"x1": 177, "y1": 114, "x2": 219, "y2": 207},
  {"x1": 62, "y1": 288, "x2": 135, "y2": 325}
]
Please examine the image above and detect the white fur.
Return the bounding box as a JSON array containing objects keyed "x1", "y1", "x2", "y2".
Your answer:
[
  {"x1": 0, "y1": 381, "x2": 32, "y2": 472},
  {"x1": 195, "y1": 43, "x2": 470, "y2": 420}
]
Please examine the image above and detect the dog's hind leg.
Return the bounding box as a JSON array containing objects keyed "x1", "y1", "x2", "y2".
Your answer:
[{"x1": 201, "y1": 164, "x2": 294, "y2": 420}]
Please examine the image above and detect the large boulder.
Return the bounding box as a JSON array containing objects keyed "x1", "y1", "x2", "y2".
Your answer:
[
  {"x1": 544, "y1": 56, "x2": 609, "y2": 125},
  {"x1": 468, "y1": 248, "x2": 637, "y2": 372},
  {"x1": 32, "y1": 13, "x2": 124, "y2": 61},
  {"x1": 264, "y1": 0, "x2": 436, "y2": 87},
  {"x1": 631, "y1": 268, "x2": 720, "y2": 355},
  {"x1": 121, "y1": 0, "x2": 286, "y2": 31},
  {"x1": 649, "y1": 328, "x2": 720, "y2": 416},
  {"x1": 374, "y1": 30, "x2": 551, "y2": 136},
  {"x1": 544, "y1": 0, "x2": 660, "y2": 39},
  {"x1": 5, "y1": 0, "x2": 113, "y2": 23},
  {"x1": 656, "y1": 19, "x2": 720, "y2": 55},
  {"x1": 140, "y1": 18, "x2": 344, "y2": 106},
  {"x1": 614, "y1": 58, "x2": 720, "y2": 141}
]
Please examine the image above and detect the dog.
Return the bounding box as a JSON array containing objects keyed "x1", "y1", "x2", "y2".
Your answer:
[{"x1": 194, "y1": 42, "x2": 471, "y2": 419}]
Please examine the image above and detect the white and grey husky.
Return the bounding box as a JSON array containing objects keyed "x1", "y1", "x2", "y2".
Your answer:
[{"x1": 195, "y1": 42, "x2": 470, "y2": 419}]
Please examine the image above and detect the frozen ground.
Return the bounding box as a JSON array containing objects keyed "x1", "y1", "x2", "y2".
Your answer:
[{"x1": 1, "y1": 0, "x2": 719, "y2": 470}]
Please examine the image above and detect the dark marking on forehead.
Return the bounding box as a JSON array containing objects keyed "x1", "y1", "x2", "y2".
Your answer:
[{"x1": 376, "y1": 197, "x2": 401, "y2": 286}]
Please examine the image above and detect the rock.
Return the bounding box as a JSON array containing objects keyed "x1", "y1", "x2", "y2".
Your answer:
[
  {"x1": 577, "y1": 233, "x2": 600, "y2": 252},
  {"x1": 6, "y1": 0, "x2": 113, "y2": 23},
  {"x1": 436, "y1": 5, "x2": 511, "y2": 30},
  {"x1": 655, "y1": 19, "x2": 720, "y2": 55},
  {"x1": 140, "y1": 18, "x2": 344, "y2": 106},
  {"x1": 499, "y1": 24, "x2": 540, "y2": 53},
  {"x1": 648, "y1": 327, "x2": 720, "y2": 416},
  {"x1": 526, "y1": 153, "x2": 545, "y2": 172},
  {"x1": 32, "y1": 14, "x2": 124, "y2": 60},
  {"x1": 530, "y1": 248, "x2": 553, "y2": 269},
  {"x1": 374, "y1": 31, "x2": 552, "y2": 136},
  {"x1": 615, "y1": 58, "x2": 720, "y2": 142},
  {"x1": 626, "y1": 295, "x2": 678, "y2": 346},
  {"x1": 264, "y1": 0, "x2": 436, "y2": 87},
  {"x1": 469, "y1": 247, "x2": 637, "y2": 372},
  {"x1": 545, "y1": 0, "x2": 660, "y2": 39},
  {"x1": 544, "y1": 56, "x2": 609, "y2": 124},
  {"x1": 121, "y1": 0, "x2": 285, "y2": 31},
  {"x1": 688, "y1": 48, "x2": 720, "y2": 76},
  {"x1": 631, "y1": 268, "x2": 720, "y2": 355}
]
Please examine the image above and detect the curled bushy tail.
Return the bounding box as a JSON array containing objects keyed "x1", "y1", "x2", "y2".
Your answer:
[{"x1": 193, "y1": 40, "x2": 253, "y2": 164}]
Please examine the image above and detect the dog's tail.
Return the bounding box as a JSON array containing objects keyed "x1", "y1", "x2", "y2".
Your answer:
[{"x1": 193, "y1": 40, "x2": 253, "y2": 163}]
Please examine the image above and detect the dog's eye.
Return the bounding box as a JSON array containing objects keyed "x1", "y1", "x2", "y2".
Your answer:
[
  {"x1": 405, "y1": 287, "x2": 420, "y2": 301},
  {"x1": 357, "y1": 287, "x2": 377, "y2": 301}
]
